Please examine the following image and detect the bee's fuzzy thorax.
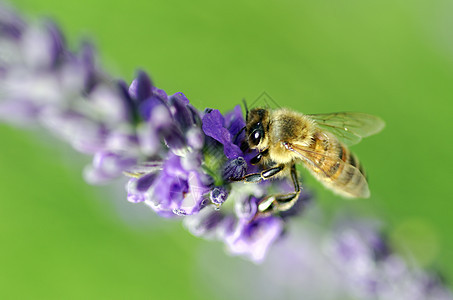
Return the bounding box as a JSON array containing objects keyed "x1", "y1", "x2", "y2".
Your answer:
[{"x1": 269, "y1": 109, "x2": 317, "y2": 146}]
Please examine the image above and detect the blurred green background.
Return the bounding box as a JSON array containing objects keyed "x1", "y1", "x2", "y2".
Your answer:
[{"x1": 1, "y1": 0, "x2": 453, "y2": 298}]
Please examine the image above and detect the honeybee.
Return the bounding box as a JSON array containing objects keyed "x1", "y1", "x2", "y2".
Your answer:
[{"x1": 232, "y1": 106, "x2": 385, "y2": 218}]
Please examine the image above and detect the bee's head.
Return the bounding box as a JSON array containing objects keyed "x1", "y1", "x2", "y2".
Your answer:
[{"x1": 245, "y1": 108, "x2": 270, "y2": 149}]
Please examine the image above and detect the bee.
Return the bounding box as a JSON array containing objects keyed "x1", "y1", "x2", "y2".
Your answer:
[{"x1": 232, "y1": 106, "x2": 385, "y2": 218}]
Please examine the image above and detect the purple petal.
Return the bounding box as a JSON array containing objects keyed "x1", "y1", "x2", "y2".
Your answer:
[
  {"x1": 89, "y1": 84, "x2": 131, "y2": 123},
  {"x1": 184, "y1": 207, "x2": 224, "y2": 237},
  {"x1": 180, "y1": 170, "x2": 210, "y2": 214},
  {"x1": 186, "y1": 127, "x2": 204, "y2": 150},
  {"x1": 79, "y1": 42, "x2": 97, "y2": 92},
  {"x1": 202, "y1": 109, "x2": 242, "y2": 159},
  {"x1": 171, "y1": 92, "x2": 189, "y2": 105},
  {"x1": 187, "y1": 105, "x2": 202, "y2": 127},
  {"x1": 21, "y1": 24, "x2": 60, "y2": 69},
  {"x1": 202, "y1": 108, "x2": 225, "y2": 136},
  {"x1": 136, "y1": 122, "x2": 161, "y2": 156},
  {"x1": 127, "y1": 192, "x2": 146, "y2": 204},
  {"x1": 225, "y1": 216, "x2": 284, "y2": 263},
  {"x1": 136, "y1": 102, "x2": 173, "y2": 156},
  {"x1": 127, "y1": 178, "x2": 147, "y2": 203},
  {"x1": 139, "y1": 96, "x2": 168, "y2": 121},
  {"x1": 162, "y1": 153, "x2": 188, "y2": 178},
  {"x1": 84, "y1": 151, "x2": 137, "y2": 184},
  {"x1": 151, "y1": 86, "x2": 168, "y2": 102},
  {"x1": 224, "y1": 104, "x2": 246, "y2": 142},
  {"x1": 135, "y1": 172, "x2": 158, "y2": 192},
  {"x1": 168, "y1": 93, "x2": 193, "y2": 130},
  {"x1": 0, "y1": 4, "x2": 25, "y2": 39},
  {"x1": 39, "y1": 108, "x2": 108, "y2": 154},
  {"x1": 181, "y1": 151, "x2": 202, "y2": 171},
  {"x1": 105, "y1": 130, "x2": 139, "y2": 153},
  {"x1": 147, "y1": 154, "x2": 188, "y2": 209},
  {"x1": 45, "y1": 21, "x2": 65, "y2": 66},
  {"x1": 129, "y1": 70, "x2": 152, "y2": 102},
  {"x1": 162, "y1": 124, "x2": 187, "y2": 153},
  {"x1": 223, "y1": 157, "x2": 247, "y2": 180},
  {"x1": 0, "y1": 99, "x2": 39, "y2": 124},
  {"x1": 151, "y1": 174, "x2": 188, "y2": 209},
  {"x1": 146, "y1": 154, "x2": 210, "y2": 217}
]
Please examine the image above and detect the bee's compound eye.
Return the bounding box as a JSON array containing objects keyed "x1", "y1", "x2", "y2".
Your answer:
[{"x1": 250, "y1": 130, "x2": 261, "y2": 145}]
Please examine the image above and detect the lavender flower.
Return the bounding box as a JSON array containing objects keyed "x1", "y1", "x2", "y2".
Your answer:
[
  {"x1": 324, "y1": 219, "x2": 453, "y2": 300},
  {"x1": 0, "y1": 4, "x2": 308, "y2": 262},
  {"x1": 195, "y1": 215, "x2": 453, "y2": 300},
  {"x1": 224, "y1": 215, "x2": 284, "y2": 262},
  {"x1": 202, "y1": 108, "x2": 243, "y2": 159}
]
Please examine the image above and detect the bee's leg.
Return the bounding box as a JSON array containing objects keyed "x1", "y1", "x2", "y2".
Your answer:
[
  {"x1": 229, "y1": 163, "x2": 284, "y2": 183},
  {"x1": 250, "y1": 148, "x2": 269, "y2": 165},
  {"x1": 255, "y1": 164, "x2": 301, "y2": 218}
]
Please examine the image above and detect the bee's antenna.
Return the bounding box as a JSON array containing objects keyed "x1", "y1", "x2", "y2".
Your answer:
[{"x1": 242, "y1": 98, "x2": 249, "y2": 122}]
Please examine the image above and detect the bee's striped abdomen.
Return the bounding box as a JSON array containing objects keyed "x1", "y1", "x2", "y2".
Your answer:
[{"x1": 305, "y1": 132, "x2": 370, "y2": 198}]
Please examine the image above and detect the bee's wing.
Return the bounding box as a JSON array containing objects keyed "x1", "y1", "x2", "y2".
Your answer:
[
  {"x1": 284, "y1": 142, "x2": 369, "y2": 198},
  {"x1": 307, "y1": 112, "x2": 385, "y2": 146}
]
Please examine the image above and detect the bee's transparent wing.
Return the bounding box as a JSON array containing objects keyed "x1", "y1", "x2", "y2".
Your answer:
[{"x1": 307, "y1": 112, "x2": 385, "y2": 146}]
